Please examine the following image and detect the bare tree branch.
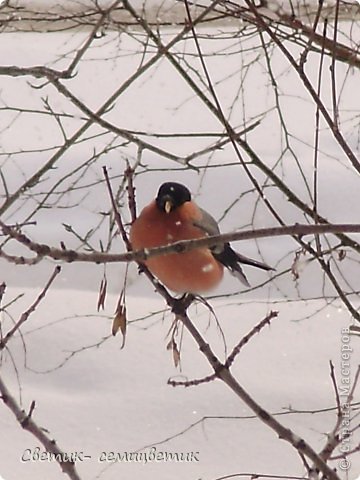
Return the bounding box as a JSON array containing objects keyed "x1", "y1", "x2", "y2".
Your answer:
[{"x1": 1, "y1": 220, "x2": 360, "y2": 265}]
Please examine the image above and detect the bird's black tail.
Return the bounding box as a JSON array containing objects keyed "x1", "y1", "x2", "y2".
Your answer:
[{"x1": 213, "y1": 243, "x2": 274, "y2": 287}]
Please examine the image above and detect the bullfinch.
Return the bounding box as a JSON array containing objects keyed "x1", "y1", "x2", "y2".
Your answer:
[{"x1": 130, "y1": 182, "x2": 273, "y2": 294}]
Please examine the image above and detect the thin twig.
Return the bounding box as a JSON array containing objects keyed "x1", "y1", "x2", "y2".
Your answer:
[
  {"x1": 299, "y1": 0, "x2": 325, "y2": 68},
  {"x1": 103, "y1": 166, "x2": 131, "y2": 251},
  {"x1": 329, "y1": 360, "x2": 342, "y2": 419},
  {"x1": 330, "y1": 0, "x2": 340, "y2": 129},
  {"x1": 0, "y1": 266, "x2": 61, "y2": 350},
  {"x1": 168, "y1": 373, "x2": 216, "y2": 387},
  {"x1": 313, "y1": 18, "x2": 327, "y2": 257},
  {"x1": 225, "y1": 310, "x2": 278, "y2": 368},
  {"x1": 125, "y1": 160, "x2": 137, "y2": 223}
]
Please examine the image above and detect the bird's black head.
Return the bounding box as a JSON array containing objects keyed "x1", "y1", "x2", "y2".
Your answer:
[{"x1": 156, "y1": 182, "x2": 191, "y2": 214}]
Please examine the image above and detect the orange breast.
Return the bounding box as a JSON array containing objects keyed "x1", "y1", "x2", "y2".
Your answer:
[{"x1": 129, "y1": 201, "x2": 223, "y2": 294}]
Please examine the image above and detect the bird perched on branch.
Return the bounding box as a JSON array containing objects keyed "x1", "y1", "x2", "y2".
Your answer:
[{"x1": 130, "y1": 182, "x2": 273, "y2": 294}]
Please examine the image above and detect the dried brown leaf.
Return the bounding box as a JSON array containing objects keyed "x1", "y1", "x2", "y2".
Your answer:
[
  {"x1": 112, "y1": 306, "x2": 127, "y2": 349},
  {"x1": 173, "y1": 344, "x2": 180, "y2": 368},
  {"x1": 167, "y1": 339, "x2": 180, "y2": 367},
  {"x1": 112, "y1": 289, "x2": 127, "y2": 348},
  {"x1": 112, "y1": 305, "x2": 126, "y2": 333},
  {"x1": 97, "y1": 277, "x2": 107, "y2": 311}
]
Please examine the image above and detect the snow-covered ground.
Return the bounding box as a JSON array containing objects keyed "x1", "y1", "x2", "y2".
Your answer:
[{"x1": 1, "y1": 288, "x2": 359, "y2": 480}]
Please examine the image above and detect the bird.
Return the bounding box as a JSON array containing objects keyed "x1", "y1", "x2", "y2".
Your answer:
[{"x1": 130, "y1": 182, "x2": 273, "y2": 295}]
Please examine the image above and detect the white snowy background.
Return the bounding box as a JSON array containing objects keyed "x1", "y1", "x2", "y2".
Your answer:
[{"x1": 1, "y1": 1, "x2": 360, "y2": 479}]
